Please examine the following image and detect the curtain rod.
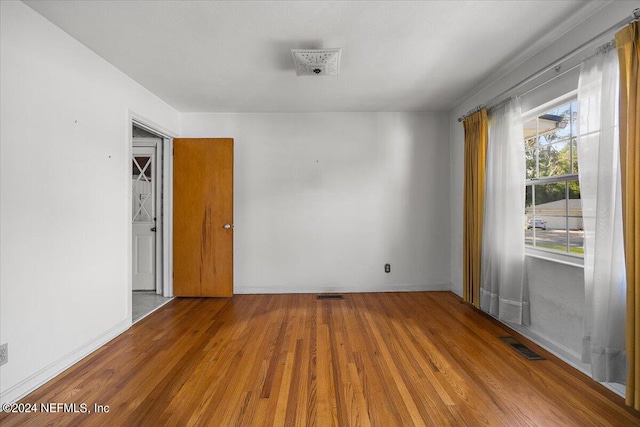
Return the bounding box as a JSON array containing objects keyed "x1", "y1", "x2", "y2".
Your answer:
[{"x1": 457, "y1": 8, "x2": 640, "y2": 123}]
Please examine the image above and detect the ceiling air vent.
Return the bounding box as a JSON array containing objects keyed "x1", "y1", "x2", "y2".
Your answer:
[{"x1": 291, "y1": 49, "x2": 342, "y2": 76}]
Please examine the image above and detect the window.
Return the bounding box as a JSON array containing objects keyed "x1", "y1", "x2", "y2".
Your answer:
[{"x1": 523, "y1": 98, "x2": 584, "y2": 256}]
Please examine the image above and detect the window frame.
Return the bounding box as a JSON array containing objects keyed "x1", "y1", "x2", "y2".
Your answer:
[{"x1": 521, "y1": 90, "x2": 584, "y2": 265}]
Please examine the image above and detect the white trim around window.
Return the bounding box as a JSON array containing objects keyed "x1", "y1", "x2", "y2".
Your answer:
[{"x1": 525, "y1": 246, "x2": 584, "y2": 268}]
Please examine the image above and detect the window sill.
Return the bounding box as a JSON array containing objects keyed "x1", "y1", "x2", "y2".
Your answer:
[{"x1": 525, "y1": 246, "x2": 584, "y2": 268}]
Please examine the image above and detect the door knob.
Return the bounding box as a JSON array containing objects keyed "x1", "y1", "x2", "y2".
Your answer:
[
  {"x1": 150, "y1": 227, "x2": 157, "y2": 232},
  {"x1": 223, "y1": 224, "x2": 232, "y2": 229}
]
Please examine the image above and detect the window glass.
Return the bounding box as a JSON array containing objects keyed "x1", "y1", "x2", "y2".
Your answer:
[{"x1": 524, "y1": 98, "x2": 583, "y2": 256}]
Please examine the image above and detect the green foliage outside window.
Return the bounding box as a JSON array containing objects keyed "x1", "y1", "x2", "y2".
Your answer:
[{"x1": 524, "y1": 101, "x2": 580, "y2": 207}]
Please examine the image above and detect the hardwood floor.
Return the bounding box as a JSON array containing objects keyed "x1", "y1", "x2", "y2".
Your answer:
[{"x1": 2, "y1": 292, "x2": 639, "y2": 426}]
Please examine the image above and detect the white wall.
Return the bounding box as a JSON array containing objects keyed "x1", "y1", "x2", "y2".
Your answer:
[
  {"x1": 449, "y1": 1, "x2": 636, "y2": 382},
  {"x1": 0, "y1": 1, "x2": 180, "y2": 403},
  {"x1": 510, "y1": 257, "x2": 587, "y2": 369},
  {"x1": 181, "y1": 112, "x2": 451, "y2": 294}
]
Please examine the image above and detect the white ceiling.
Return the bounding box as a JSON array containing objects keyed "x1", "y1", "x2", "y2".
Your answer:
[{"x1": 24, "y1": 1, "x2": 606, "y2": 113}]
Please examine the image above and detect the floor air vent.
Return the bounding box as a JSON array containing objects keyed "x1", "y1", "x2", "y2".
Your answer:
[
  {"x1": 500, "y1": 336, "x2": 545, "y2": 360},
  {"x1": 317, "y1": 294, "x2": 344, "y2": 300}
]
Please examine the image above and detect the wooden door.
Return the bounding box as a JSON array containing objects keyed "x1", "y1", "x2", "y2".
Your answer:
[{"x1": 173, "y1": 138, "x2": 233, "y2": 297}]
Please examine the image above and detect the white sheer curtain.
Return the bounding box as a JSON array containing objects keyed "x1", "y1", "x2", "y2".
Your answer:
[
  {"x1": 578, "y1": 42, "x2": 627, "y2": 383},
  {"x1": 481, "y1": 98, "x2": 528, "y2": 324}
]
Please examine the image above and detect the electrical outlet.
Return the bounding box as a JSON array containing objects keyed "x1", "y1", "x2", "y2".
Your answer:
[
  {"x1": 385, "y1": 263, "x2": 391, "y2": 273},
  {"x1": 0, "y1": 343, "x2": 7, "y2": 366}
]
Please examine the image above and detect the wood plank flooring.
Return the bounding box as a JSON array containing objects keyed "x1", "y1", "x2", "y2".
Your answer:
[{"x1": 2, "y1": 292, "x2": 639, "y2": 426}]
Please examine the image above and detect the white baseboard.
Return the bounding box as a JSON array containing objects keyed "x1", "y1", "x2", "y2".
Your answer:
[
  {"x1": 0, "y1": 319, "x2": 130, "y2": 405},
  {"x1": 235, "y1": 283, "x2": 451, "y2": 294},
  {"x1": 508, "y1": 323, "x2": 584, "y2": 364},
  {"x1": 504, "y1": 322, "x2": 625, "y2": 398}
]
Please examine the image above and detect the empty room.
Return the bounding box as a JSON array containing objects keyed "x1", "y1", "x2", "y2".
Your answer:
[{"x1": 1, "y1": 1, "x2": 640, "y2": 425}]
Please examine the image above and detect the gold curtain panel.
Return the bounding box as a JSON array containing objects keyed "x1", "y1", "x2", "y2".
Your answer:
[
  {"x1": 616, "y1": 20, "x2": 640, "y2": 410},
  {"x1": 463, "y1": 109, "x2": 488, "y2": 309}
]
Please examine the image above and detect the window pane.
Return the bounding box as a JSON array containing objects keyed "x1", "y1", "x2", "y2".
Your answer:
[
  {"x1": 525, "y1": 185, "x2": 534, "y2": 247},
  {"x1": 568, "y1": 180, "x2": 583, "y2": 255},
  {"x1": 552, "y1": 140, "x2": 571, "y2": 176},
  {"x1": 132, "y1": 156, "x2": 151, "y2": 178},
  {"x1": 133, "y1": 156, "x2": 153, "y2": 222},
  {"x1": 553, "y1": 124, "x2": 571, "y2": 141},
  {"x1": 537, "y1": 142, "x2": 571, "y2": 177},
  {"x1": 529, "y1": 183, "x2": 568, "y2": 251},
  {"x1": 525, "y1": 136, "x2": 536, "y2": 151},
  {"x1": 523, "y1": 98, "x2": 582, "y2": 257},
  {"x1": 525, "y1": 185, "x2": 533, "y2": 208},
  {"x1": 538, "y1": 133, "x2": 553, "y2": 147},
  {"x1": 533, "y1": 182, "x2": 565, "y2": 212},
  {"x1": 526, "y1": 149, "x2": 536, "y2": 179},
  {"x1": 571, "y1": 100, "x2": 579, "y2": 138},
  {"x1": 571, "y1": 138, "x2": 578, "y2": 174},
  {"x1": 550, "y1": 104, "x2": 571, "y2": 141}
]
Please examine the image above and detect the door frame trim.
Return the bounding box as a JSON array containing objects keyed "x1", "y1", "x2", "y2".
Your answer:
[{"x1": 128, "y1": 112, "x2": 176, "y2": 324}]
